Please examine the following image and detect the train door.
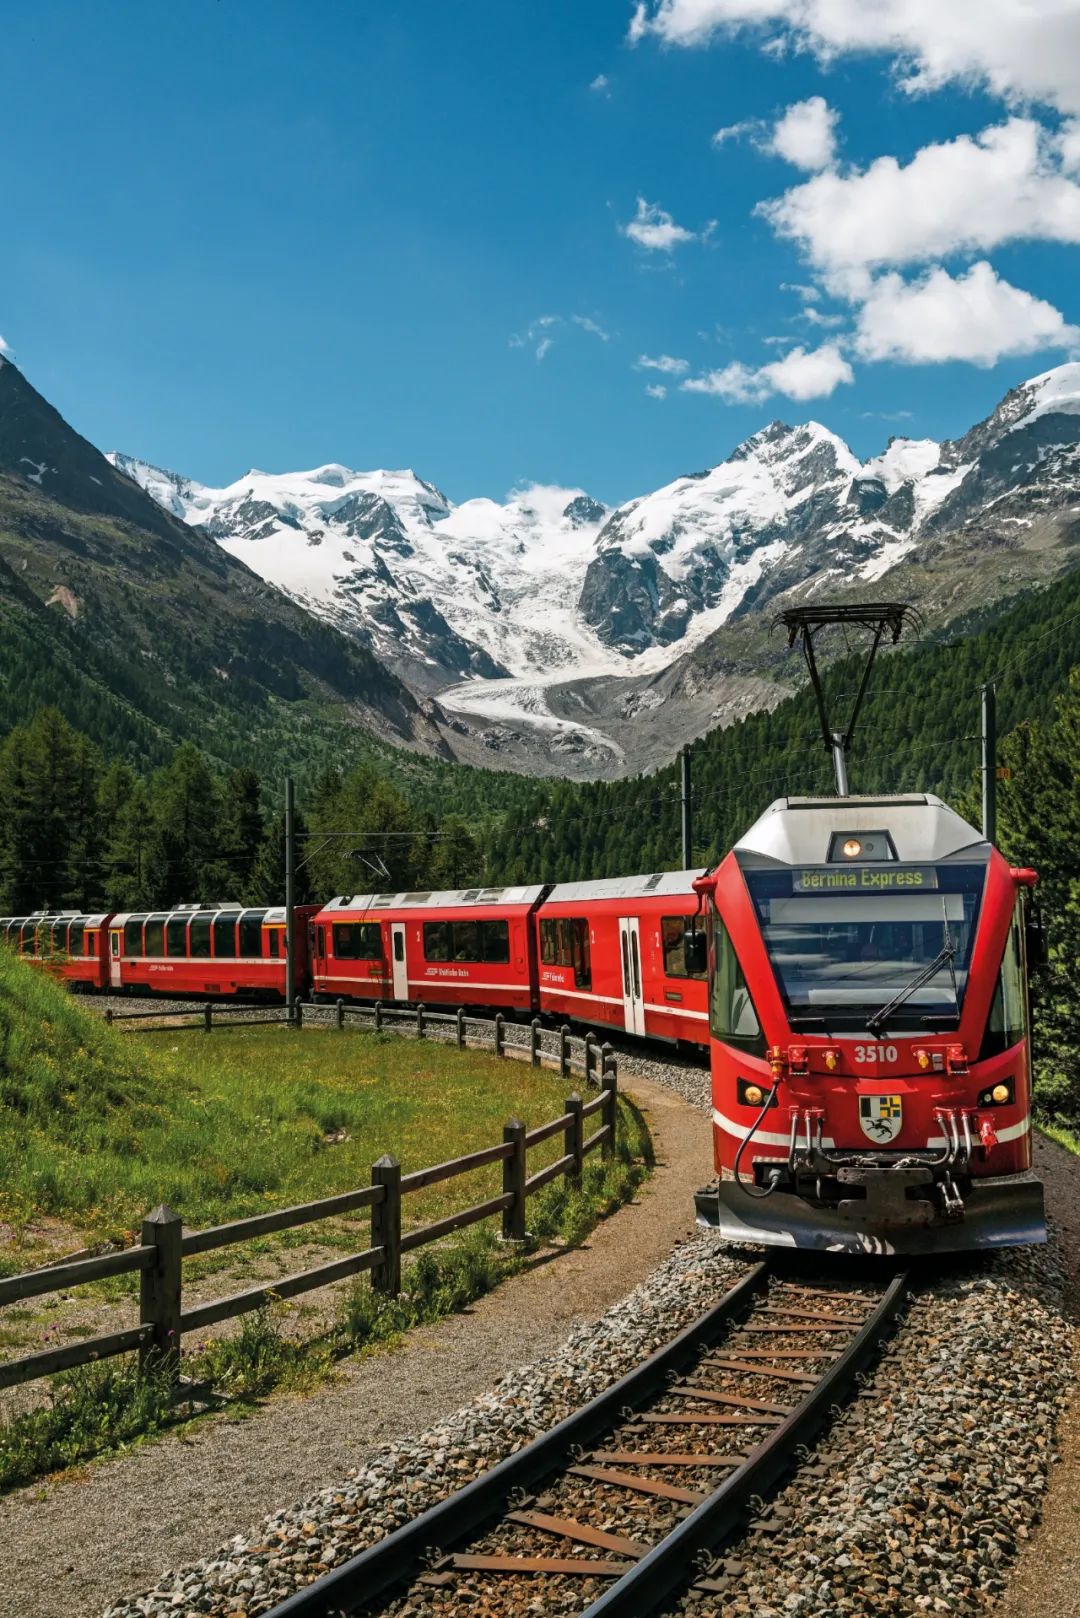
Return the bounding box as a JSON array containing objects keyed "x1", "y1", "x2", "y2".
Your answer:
[
  {"x1": 618, "y1": 917, "x2": 645, "y2": 1036},
  {"x1": 390, "y1": 923, "x2": 408, "y2": 1001},
  {"x1": 109, "y1": 925, "x2": 122, "y2": 989}
]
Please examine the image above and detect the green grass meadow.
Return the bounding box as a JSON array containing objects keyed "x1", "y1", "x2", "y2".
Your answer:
[{"x1": 0, "y1": 952, "x2": 654, "y2": 1488}]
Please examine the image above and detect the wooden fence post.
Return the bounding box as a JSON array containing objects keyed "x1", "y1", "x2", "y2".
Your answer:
[
  {"x1": 601, "y1": 1063, "x2": 618, "y2": 1161},
  {"x1": 370, "y1": 1156, "x2": 402, "y2": 1297},
  {"x1": 494, "y1": 1013, "x2": 505, "y2": 1058},
  {"x1": 104, "y1": 1007, "x2": 113, "y2": 1026},
  {"x1": 584, "y1": 1032, "x2": 598, "y2": 1086},
  {"x1": 559, "y1": 1025, "x2": 570, "y2": 1079},
  {"x1": 336, "y1": 998, "x2": 345, "y2": 1029},
  {"x1": 600, "y1": 1043, "x2": 614, "y2": 1092},
  {"x1": 530, "y1": 1018, "x2": 541, "y2": 1067},
  {"x1": 456, "y1": 1007, "x2": 466, "y2": 1049},
  {"x1": 139, "y1": 1204, "x2": 183, "y2": 1379},
  {"x1": 565, "y1": 1093, "x2": 584, "y2": 1188},
  {"x1": 416, "y1": 1001, "x2": 426, "y2": 1039},
  {"x1": 502, "y1": 1120, "x2": 527, "y2": 1243},
  {"x1": 294, "y1": 998, "x2": 304, "y2": 1030},
  {"x1": 203, "y1": 1003, "x2": 212, "y2": 1034},
  {"x1": 374, "y1": 999, "x2": 383, "y2": 1031}
]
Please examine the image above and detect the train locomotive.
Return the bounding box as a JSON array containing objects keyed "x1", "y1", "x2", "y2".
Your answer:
[{"x1": 691, "y1": 792, "x2": 1046, "y2": 1254}]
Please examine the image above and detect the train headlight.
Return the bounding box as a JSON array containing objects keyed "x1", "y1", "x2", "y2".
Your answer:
[
  {"x1": 744, "y1": 1084, "x2": 764, "y2": 1106},
  {"x1": 991, "y1": 1083, "x2": 1010, "y2": 1104},
  {"x1": 841, "y1": 838, "x2": 863, "y2": 859}
]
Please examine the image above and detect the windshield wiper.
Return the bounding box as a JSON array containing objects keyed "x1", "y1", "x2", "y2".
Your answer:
[{"x1": 865, "y1": 939, "x2": 958, "y2": 1039}]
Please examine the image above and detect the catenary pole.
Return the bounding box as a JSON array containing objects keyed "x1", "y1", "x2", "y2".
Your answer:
[
  {"x1": 680, "y1": 746, "x2": 693, "y2": 870},
  {"x1": 981, "y1": 683, "x2": 997, "y2": 845},
  {"x1": 285, "y1": 775, "x2": 296, "y2": 1020}
]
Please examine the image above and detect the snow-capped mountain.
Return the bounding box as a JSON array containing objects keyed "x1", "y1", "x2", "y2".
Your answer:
[
  {"x1": 107, "y1": 456, "x2": 613, "y2": 692},
  {"x1": 111, "y1": 363, "x2": 1080, "y2": 776}
]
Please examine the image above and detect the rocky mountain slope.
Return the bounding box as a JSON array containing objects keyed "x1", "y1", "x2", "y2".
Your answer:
[
  {"x1": 0, "y1": 357, "x2": 450, "y2": 774},
  {"x1": 107, "y1": 362, "x2": 1080, "y2": 778}
]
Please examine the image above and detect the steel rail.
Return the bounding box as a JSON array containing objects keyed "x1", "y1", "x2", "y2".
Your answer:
[
  {"x1": 580, "y1": 1268, "x2": 910, "y2": 1618},
  {"x1": 260, "y1": 1262, "x2": 770, "y2": 1618}
]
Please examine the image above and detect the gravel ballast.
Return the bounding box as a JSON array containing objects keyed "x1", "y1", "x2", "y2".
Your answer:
[{"x1": 92, "y1": 1020, "x2": 1076, "y2": 1618}]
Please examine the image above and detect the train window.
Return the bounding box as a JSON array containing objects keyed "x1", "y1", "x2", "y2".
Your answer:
[
  {"x1": 980, "y1": 905, "x2": 1029, "y2": 1059},
  {"x1": 539, "y1": 917, "x2": 590, "y2": 987},
  {"x1": 68, "y1": 920, "x2": 84, "y2": 957},
  {"x1": 144, "y1": 916, "x2": 167, "y2": 957},
  {"x1": 393, "y1": 930, "x2": 404, "y2": 962},
  {"x1": 166, "y1": 916, "x2": 188, "y2": 957},
  {"x1": 662, "y1": 916, "x2": 707, "y2": 980},
  {"x1": 238, "y1": 911, "x2": 266, "y2": 957},
  {"x1": 710, "y1": 914, "x2": 765, "y2": 1054},
  {"x1": 190, "y1": 915, "x2": 212, "y2": 959},
  {"x1": 423, "y1": 919, "x2": 509, "y2": 964},
  {"x1": 480, "y1": 920, "x2": 510, "y2": 964},
  {"x1": 333, "y1": 922, "x2": 383, "y2": 960},
  {"x1": 213, "y1": 913, "x2": 240, "y2": 958},
  {"x1": 21, "y1": 922, "x2": 37, "y2": 955},
  {"x1": 124, "y1": 917, "x2": 145, "y2": 958},
  {"x1": 268, "y1": 928, "x2": 280, "y2": 959}
]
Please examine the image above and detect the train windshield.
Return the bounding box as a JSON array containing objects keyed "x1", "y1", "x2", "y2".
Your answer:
[{"x1": 741, "y1": 861, "x2": 987, "y2": 1032}]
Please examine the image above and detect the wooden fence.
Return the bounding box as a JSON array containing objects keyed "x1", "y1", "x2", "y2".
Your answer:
[{"x1": 0, "y1": 1021, "x2": 619, "y2": 1394}]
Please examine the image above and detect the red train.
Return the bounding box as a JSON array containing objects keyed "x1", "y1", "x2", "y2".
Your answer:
[
  {"x1": 692, "y1": 793, "x2": 1046, "y2": 1254},
  {"x1": 0, "y1": 873, "x2": 708, "y2": 1046},
  {"x1": 3, "y1": 799, "x2": 1046, "y2": 1256}
]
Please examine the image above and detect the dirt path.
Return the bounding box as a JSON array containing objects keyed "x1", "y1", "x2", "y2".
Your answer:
[
  {"x1": 996, "y1": 1131, "x2": 1080, "y2": 1618},
  {"x1": 0, "y1": 1073, "x2": 712, "y2": 1618}
]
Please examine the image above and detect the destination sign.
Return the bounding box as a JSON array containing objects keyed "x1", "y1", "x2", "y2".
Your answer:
[{"x1": 793, "y1": 866, "x2": 939, "y2": 894}]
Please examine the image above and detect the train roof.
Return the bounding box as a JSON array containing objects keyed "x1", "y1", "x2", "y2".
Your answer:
[
  {"x1": 736, "y1": 794, "x2": 987, "y2": 866},
  {"x1": 545, "y1": 870, "x2": 701, "y2": 904},
  {"x1": 320, "y1": 885, "x2": 547, "y2": 913}
]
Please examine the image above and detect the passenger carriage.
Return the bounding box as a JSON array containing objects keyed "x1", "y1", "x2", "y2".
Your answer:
[
  {"x1": 106, "y1": 903, "x2": 319, "y2": 997},
  {"x1": 0, "y1": 910, "x2": 112, "y2": 990},
  {"x1": 310, "y1": 887, "x2": 546, "y2": 1010},
  {"x1": 537, "y1": 872, "x2": 708, "y2": 1044}
]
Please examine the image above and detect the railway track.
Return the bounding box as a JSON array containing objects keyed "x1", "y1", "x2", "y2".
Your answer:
[{"x1": 263, "y1": 1260, "x2": 909, "y2": 1618}]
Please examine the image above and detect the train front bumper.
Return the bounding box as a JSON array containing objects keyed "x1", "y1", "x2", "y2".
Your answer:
[{"x1": 695, "y1": 1171, "x2": 1046, "y2": 1255}]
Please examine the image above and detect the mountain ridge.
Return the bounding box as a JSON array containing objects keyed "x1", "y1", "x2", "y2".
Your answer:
[{"x1": 114, "y1": 362, "x2": 1080, "y2": 778}]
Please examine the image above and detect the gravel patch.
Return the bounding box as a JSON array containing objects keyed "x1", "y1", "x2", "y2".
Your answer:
[
  {"x1": 101, "y1": 1238, "x2": 751, "y2": 1618},
  {"x1": 675, "y1": 1253, "x2": 1072, "y2": 1618}
]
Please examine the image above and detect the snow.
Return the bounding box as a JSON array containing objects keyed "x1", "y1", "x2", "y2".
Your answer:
[
  {"x1": 1011, "y1": 362, "x2": 1080, "y2": 430},
  {"x1": 19, "y1": 457, "x2": 45, "y2": 485}
]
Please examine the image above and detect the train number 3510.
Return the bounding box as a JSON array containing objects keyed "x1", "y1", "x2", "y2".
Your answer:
[{"x1": 853, "y1": 1043, "x2": 899, "y2": 1064}]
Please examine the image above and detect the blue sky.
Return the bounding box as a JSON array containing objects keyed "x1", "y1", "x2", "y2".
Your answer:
[{"x1": 3, "y1": 0, "x2": 1079, "y2": 506}]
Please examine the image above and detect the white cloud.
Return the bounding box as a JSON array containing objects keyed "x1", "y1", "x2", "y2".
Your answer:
[
  {"x1": 781, "y1": 281, "x2": 820, "y2": 302},
  {"x1": 637, "y1": 352, "x2": 690, "y2": 373},
  {"x1": 510, "y1": 313, "x2": 610, "y2": 360},
  {"x1": 767, "y1": 96, "x2": 837, "y2": 171},
  {"x1": 0, "y1": 335, "x2": 10, "y2": 358},
  {"x1": 590, "y1": 73, "x2": 611, "y2": 94},
  {"x1": 760, "y1": 117, "x2": 1080, "y2": 280},
  {"x1": 571, "y1": 315, "x2": 611, "y2": 340},
  {"x1": 627, "y1": 2, "x2": 1080, "y2": 115},
  {"x1": 1059, "y1": 119, "x2": 1080, "y2": 175},
  {"x1": 645, "y1": 382, "x2": 668, "y2": 398},
  {"x1": 854, "y1": 261, "x2": 1080, "y2": 365},
  {"x1": 681, "y1": 341, "x2": 854, "y2": 402},
  {"x1": 622, "y1": 195, "x2": 696, "y2": 250},
  {"x1": 712, "y1": 119, "x2": 754, "y2": 147}
]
